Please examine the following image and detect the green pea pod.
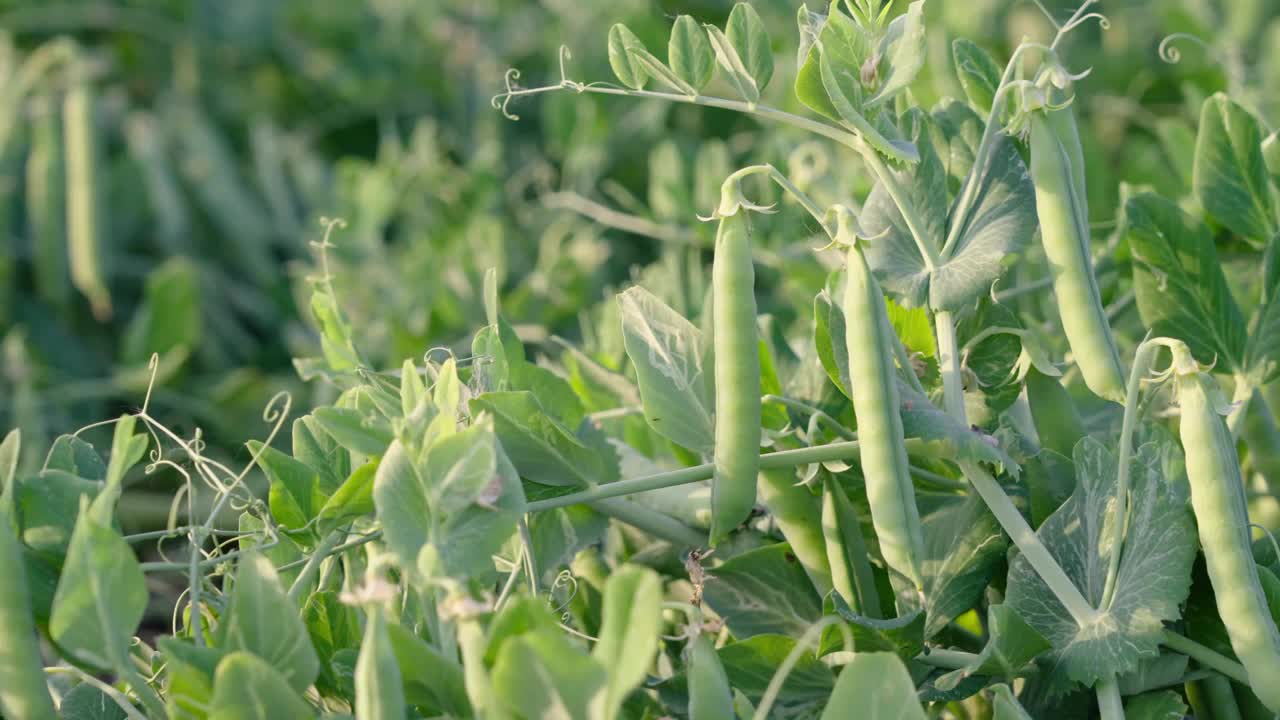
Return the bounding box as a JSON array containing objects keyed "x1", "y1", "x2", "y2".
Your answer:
[
  {"x1": 26, "y1": 95, "x2": 68, "y2": 311},
  {"x1": 758, "y1": 467, "x2": 832, "y2": 596},
  {"x1": 1172, "y1": 341, "x2": 1280, "y2": 712},
  {"x1": 1029, "y1": 99, "x2": 1124, "y2": 403},
  {"x1": 64, "y1": 73, "x2": 111, "y2": 320},
  {"x1": 844, "y1": 243, "x2": 924, "y2": 589},
  {"x1": 687, "y1": 632, "x2": 733, "y2": 720},
  {"x1": 0, "y1": 506, "x2": 56, "y2": 720},
  {"x1": 710, "y1": 209, "x2": 761, "y2": 545},
  {"x1": 822, "y1": 474, "x2": 883, "y2": 617},
  {"x1": 355, "y1": 607, "x2": 406, "y2": 720}
]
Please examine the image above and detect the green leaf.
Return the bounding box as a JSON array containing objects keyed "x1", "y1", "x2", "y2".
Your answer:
[
  {"x1": 122, "y1": 257, "x2": 201, "y2": 365},
  {"x1": 292, "y1": 415, "x2": 348, "y2": 495},
  {"x1": 1116, "y1": 653, "x2": 1189, "y2": 695},
  {"x1": 355, "y1": 609, "x2": 405, "y2": 720},
  {"x1": 302, "y1": 590, "x2": 361, "y2": 697},
  {"x1": 425, "y1": 422, "x2": 498, "y2": 514},
  {"x1": 1005, "y1": 438, "x2": 1196, "y2": 687},
  {"x1": 609, "y1": 24, "x2": 650, "y2": 88},
  {"x1": 1126, "y1": 192, "x2": 1248, "y2": 370},
  {"x1": 0, "y1": 429, "x2": 17, "y2": 510},
  {"x1": 158, "y1": 637, "x2": 223, "y2": 720},
  {"x1": 470, "y1": 391, "x2": 614, "y2": 487},
  {"x1": 990, "y1": 684, "x2": 1035, "y2": 720},
  {"x1": 593, "y1": 565, "x2": 663, "y2": 718},
  {"x1": 492, "y1": 627, "x2": 608, "y2": 720},
  {"x1": 247, "y1": 441, "x2": 325, "y2": 532},
  {"x1": 669, "y1": 16, "x2": 715, "y2": 91},
  {"x1": 59, "y1": 683, "x2": 128, "y2": 720},
  {"x1": 1193, "y1": 93, "x2": 1277, "y2": 243},
  {"x1": 704, "y1": 24, "x2": 760, "y2": 106},
  {"x1": 702, "y1": 543, "x2": 824, "y2": 639},
  {"x1": 933, "y1": 605, "x2": 1050, "y2": 690},
  {"x1": 315, "y1": 460, "x2": 375, "y2": 536},
  {"x1": 618, "y1": 286, "x2": 715, "y2": 454},
  {"x1": 49, "y1": 496, "x2": 145, "y2": 672},
  {"x1": 209, "y1": 652, "x2": 314, "y2": 720},
  {"x1": 625, "y1": 43, "x2": 699, "y2": 95},
  {"x1": 18, "y1": 469, "x2": 100, "y2": 560},
  {"x1": 44, "y1": 434, "x2": 106, "y2": 480},
  {"x1": 795, "y1": 3, "x2": 868, "y2": 122},
  {"x1": 312, "y1": 406, "x2": 393, "y2": 456},
  {"x1": 217, "y1": 553, "x2": 320, "y2": 693},
  {"x1": 718, "y1": 635, "x2": 833, "y2": 713},
  {"x1": 1247, "y1": 234, "x2": 1280, "y2": 384},
  {"x1": 373, "y1": 439, "x2": 430, "y2": 576},
  {"x1": 952, "y1": 39, "x2": 1001, "y2": 113},
  {"x1": 97, "y1": 414, "x2": 148, "y2": 519},
  {"x1": 922, "y1": 495, "x2": 1008, "y2": 638},
  {"x1": 385, "y1": 623, "x2": 472, "y2": 716},
  {"x1": 1124, "y1": 691, "x2": 1188, "y2": 720},
  {"x1": 865, "y1": 0, "x2": 926, "y2": 108},
  {"x1": 725, "y1": 3, "x2": 773, "y2": 93},
  {"x1": 821, "y1": 652, "x2": 926, "y2": 719}
]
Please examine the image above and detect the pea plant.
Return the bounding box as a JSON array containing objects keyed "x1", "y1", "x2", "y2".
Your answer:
[{"x1": 4, "y1": 0, "x2": 1280, "y2": 718}]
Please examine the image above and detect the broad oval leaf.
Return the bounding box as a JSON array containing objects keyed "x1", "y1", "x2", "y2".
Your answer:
[
  {"x1": 1193, "y1": 93, "x2": 1277, "y2": 243},
  {"x1": 725, "y1": 3, "x2": 773, "y2": 93},
  {"x1": 704, "y1": 24, "x2": 760, "y2": 105},
  {"x1": 209, "y1": 652, "x2": 313, "y2": 720},
  {"x1": 952, "y1": 38, "x2": 1001, "y2": 114},
  {"x1": 669, "y1": 15, "x2": 715, "y2": 91},
  {"x1": 608, "y1": 24, "x2": 648, "y2": 90},
  {"x1": 217, "y1": 553, "x2": 321, "y2": 693},
  {"x1": 702, "y1": 543, "x2": 824, "y2": 639},
  {"x1": 592, "y1": 565, "x2": 664, "y2": 719},
  {"x1": 820, "y1": 652, "x2": 926, "y2": 720}
]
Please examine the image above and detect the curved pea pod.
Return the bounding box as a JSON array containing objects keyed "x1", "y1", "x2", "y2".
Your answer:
[
  {"x1": 687, "y1": 632, "x2": 733, "y2": 720},
  {"x1": 1171, "y1": 341, "x2": 1280, "y2": 712},
  {"x1": 0, "y1": 506, "x2": 56, "y2": 720},
  {"x1": 758, "y1": 467, "x2": 832, "y2": 596},
  {"x1": 710, "y1": 209, "x2": 761, "y2": 545},
  {"x1": 64, "y1": 72, "x2": 111, "y2": 320},
  {"x1": 1029, "y1": 100, "x2": 1125, "y2": 403},
  {"x1": 843, "y1": 242, "x2": 924, "y2": 589}
]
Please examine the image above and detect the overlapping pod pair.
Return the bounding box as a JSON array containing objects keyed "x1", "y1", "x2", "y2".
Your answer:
[
  {"x1": 836, "y1": 208, "x2": 924, "y2": 589},
  {"x1": 709, "y1": 192, "x2": 761, "y2": 545},
  {"x1": 1169, "y1": 341, "x2": 1280, "y2": 712},
  {"x1": 1028, "y1": 68, "x2": 1125, "y2": 403}
]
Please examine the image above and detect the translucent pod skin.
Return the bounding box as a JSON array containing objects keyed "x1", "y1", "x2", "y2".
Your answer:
[
  {"x1": 1030, "y1": 104, "x2": 1126, "y2": 403},
  {"x1": 843, "y1": 244, "x2": 924, "y2": 588},
  {"x1": 710, "y1": 210, "x2": 761, "y2": 545},
  {"x1": 1175, "y1": 350, "x2": 1280, "y2": 713}
]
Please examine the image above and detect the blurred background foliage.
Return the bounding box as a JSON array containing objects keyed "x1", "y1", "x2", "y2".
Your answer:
[{"x1": 0, "y1": 0, "x2": 1277, "y2": 530}]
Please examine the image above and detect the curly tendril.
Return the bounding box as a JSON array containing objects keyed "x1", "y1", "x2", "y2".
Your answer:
[{"x1": 1158, "y1": 33, "x2": 1212, "y2": 64}]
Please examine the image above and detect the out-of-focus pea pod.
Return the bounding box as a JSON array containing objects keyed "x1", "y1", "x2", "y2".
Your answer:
[
  {"x1": 1028, "y1": 72, "x2": 1125, "y2": 403},
  {"x1": 758, "y1": 467, "x2": 832, "y2": 597},
  {"x1": 1170, "y1": 339, "x2": 1280, "y2": 712},
  {"x1": 687, "y1": 630, "x2": 734, "y2": 720},
  {"x1": 26, "y1": 94, "x2": 68, "y2": 311},
  {"x1": 64, "y1": 64, "x2": 110, "y2": 320},
  {"x1": 0, "y1": 430, "x2": 56, "y2": 720},
  {"x1": 708, "y1": 177, "x2": 761, "y2": 545},
  {"x1": 837, "y1": 207, "x2": 925, "y2": 589},
  {"x1": 124, "y1": 111, "x2": 189, "y2": 254}
]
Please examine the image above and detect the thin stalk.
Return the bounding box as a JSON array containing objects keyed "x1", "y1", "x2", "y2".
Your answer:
[
  {"x1": 855, "y1": 140, "x2": 939, "y2": 271},
  {"x1": 1100, "y1": 339, "x2": 1163, "y2": 611},
  {"x1": 275, "y1": 531, "x2": 382, "y2": 573},
  {"x1": 542, "y1": 191, "x2": 702, "y2": 246},
  {"x1": 286, "y1": 528, "x2": 346, "y2": 606},
  {"x1": 764, "y1": 394, "x2": 856, "y2": 440},
  {"x1": 517, "y1": 517, "x2": 538, "y2": 596},
  {"x1": 935, "y1": 310, "x2": 1095, "y2": 625},
  {"x1": 589, "y1": 497, "x2": 705, "y2": 548},
  {"x1": 934, "y1": 310, "x2": 967, "y2": 422},
  {"x1": 917, "y1": 648, "x2": 980, "y2": 670},
  {"x1": 1094, "y1": 677, "x2": 1125, "y2": 720},
  {"x1": 1161, "y1": 630, "x2": 1251, "y2": 685}
]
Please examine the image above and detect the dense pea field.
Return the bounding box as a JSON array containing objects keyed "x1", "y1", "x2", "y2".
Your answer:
[{"x1": 3, "y1": 0, "x2": 1280, "y2": 718}]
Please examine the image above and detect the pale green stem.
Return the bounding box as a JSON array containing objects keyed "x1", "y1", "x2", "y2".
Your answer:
[
  {"x1": 934, "y1": 310, "x2": 967, "y2": 422},
  {"x1": 1161, "y1": 630, "x2": 1251, "y2": 685},
  {"x1": 589, "y1": 497, "x2": 705, "y2": 548},
  {"x1": 1100, "y1": 339, "x2": 1164, "y2": 611},
  {"x1": 1095, "y1": 677, "x2": 1125, "y2": 720}
]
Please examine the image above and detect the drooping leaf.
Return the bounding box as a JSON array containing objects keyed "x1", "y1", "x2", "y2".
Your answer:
[
  {"x1": 618, "y1": 286, "x2": 715, "y2": 453},
  {"x1": 1005, "y1": 439, "x2": 1196, "y2": 687},
  {"x1": 702, "y1": 543, "x2": 824, "y2": 639}
]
